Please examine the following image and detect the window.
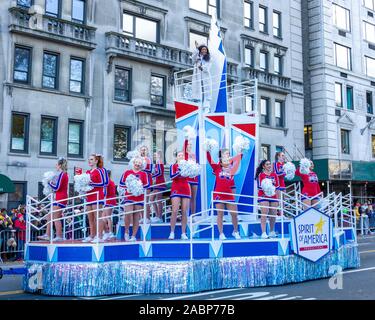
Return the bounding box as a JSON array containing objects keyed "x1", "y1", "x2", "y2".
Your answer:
[
  {"x1": 245, "y1": 47, "x2": 254, "y2": 67},
  {"x1": 113, "y1": 126, "x2": 131, "y2": 161},
  {"x1": 123, "y1": 13, "x2": 159, "y2": 43},
  {"x1": 245, "y1": 96, "x2": 255, "y2": 112},
  {"x1": 335, "y1": 83, "x2": 343, "y2": 107},
  {"x1": 244, "y1": 1, "x2": 253, "y2": 29},
  {"x1": 17, "y1": 0, "x2": 32, "y2": 8},
  {"x1": 45, "y1": 0, "x2": 60, "y2": 17},
  {"x1": 10, "y1": 113, "x2": 29, "y2": 153},
  {"x1": 40, "y1": 117, "x2": 57, "y2": 155},
  {"x1": 259, "y1": 6, "x2": 268, "y2": 33},
  {"x1": 42, "y1": 52, "x2": 59, "y2": 89},
  {"x1": 72, "y1": 0, "x2": 85, "y2": 23},
  {"x1": 275, "y1": 100, "x2": 284, "y2": 127},
  {"x1": 341, "y1": 129, "x2": 350, "y2": 154},
  {"x1": 304, "y1": 125, "x2": 313, "y2": 150},
  {"x1": 7, "y1": 182, "x2": 27, "y2": 211},
  {"x1": 189, "y1": 31, "x2": 208, "y2": 51},
  {"x1": 334, "y1": 43, "x2": 351, "y2": 70},
  {"x1": 346, "y1": 86, "x2": 354, "y2": 110},
  {"x1": 364, "y1": 21, "x2": 375, "y2": 43},
  {"x1": 273, "y1": 11, "x2": 282, "y2": 37},
  {"x1": 372, "y1": 135, "x2": 375, "y2": 157},
  {"x1": 332, "y1": 4, "x2": 350, "y2": 32},
  {"x1": 364, "y1": 0, "x2": 375, "y2": 11},
  {"x1": 189, "y1": 0, "x2": 218, "y2": 17},
  {"x1": 69, "y1": 58, "x2": 84, "y2": 93},
  {"x1": 68, "y1": 120, "x2": 83, "y2": 157},
  {"x1": 260, "y1": 51, "x2": 268, "y2": 71},
  {"x1": 261, "y1": 144, "x2": 271, "y2": 160},
  {"x1": 274, "y1": 55, "x2": 282, "y2": 74},
  {"x1": 150, "y1": 74, "x2": 166, "y2": 107},
  {"x1": 114, "y1": 67, "x2": 131, "y2": 102},
  {"x1": 365, "y1": 56, "x2": 375, "y2": 78},
  {"x1": 13, "y1": 46, "x2": 31, "y2": 84},
  {"x1": 367, "y1": 91, "x2": 374, "y2": 114},
  {"x1": 260, "y1": 98, "x2": 269, "y2": 125}
]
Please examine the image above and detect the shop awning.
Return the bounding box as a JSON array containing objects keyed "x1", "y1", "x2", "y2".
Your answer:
[{"x1": 0, "y1": 174, "x2": 15, "y2": 193}]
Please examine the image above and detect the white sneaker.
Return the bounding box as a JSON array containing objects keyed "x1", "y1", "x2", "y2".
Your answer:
[
  {"x1": 232, "y1": 232, "x2": 241, "y2": 240},
  {"x1": 129, "y1": 236, "x2": 136, "y2": 242},
  {"x1": 91, "y1": 236, "x2": 104, "y2": 243},
  {"x1": 181, "y1": 233, "x2": 188, "y2": 240},
  {"x1": 250, "y1": 232, "x2": 259, "y2": 239},
  {"x1": 52, "y1": 236, "x2": 64, "y2": 242},
  {"x1": 219, "y1": 233, "x2": 227, "y2": 240},
  {"x1": 102, "y1": 233, "x2": 110, "y2": 241},
  {"x1": 151, "y1": 217, "x2": 163, "y2": 223},
  {"x1": 37, "y1": 234, "x2": 50, "y2": 241},
  {"x1": 168, "y1": 232, "x2": 175, "y2": 240},
  {"x1": 82, "y1": 236, "x2": 93, "y2": 243},
  {"x1": 269, "y1": 231, "x2": 277, "y2": 238},
  {"x1": 124, "y1": 233, "x2": 130, "y2": 241},
  {"x1": 140, "y1": 218, "x2": 150, "y2": 224},
  {"x1": 261, "y1": 232, "x2": 269, "y2": 239},
  {"x1": 108, "y1": 232, "x2": 116, "y2": 239}
]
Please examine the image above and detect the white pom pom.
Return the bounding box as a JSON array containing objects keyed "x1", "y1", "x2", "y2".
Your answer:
[
  {"x1": 125, "y1": 174, "x2": 144, "y2": 196},
  {"x1": 127, "y1": 150, "x2": 140, "y2": 160},
  {"x1": 179, "y1": 160, "x2": 201, "y2": 178},
  {"x1": 283, "y1": 162, "x2": 296, "y2": 180},
  {"x1": 42, "y1": 171, "x2": 57, "y2": 196},
  {"x1": 233, "y1": 136, "x2": 250, "y2": 154},
  {"x1": 183, "y1": 125, "x2": 196, "y2": 140},
  {"x1": 203, "y1": 138, "x2": 219, "y2": 152},
  {"x1": 74, "y1": 174, "x2": 93, "y2": 195},
  {"x1": 261, "y1": 178, "x2": 276, "y2": 197},
  {"x1": 299, "y1": 158, "x2": 311, "y2": 175}
]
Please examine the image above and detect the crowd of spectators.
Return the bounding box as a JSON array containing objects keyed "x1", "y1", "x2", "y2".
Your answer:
[{"x1": 354, "y1": 200, "x2": 375, "y2": 235}]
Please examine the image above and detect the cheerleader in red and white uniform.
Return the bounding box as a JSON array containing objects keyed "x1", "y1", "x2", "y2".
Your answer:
[
  {"x1": 119, "y1": 156, "x2": 150, "y2": 241},
  {"x1": 38, "y1": 157, "x2": 69, "y2": 241},
  {"x1": 207, "y1": 149, "x2": 242, "y2": 240},
  {"x1": 103, "y1": 170, "x2": 117, "y2": 240},
  {"x1": 255, "y1": 160, "x2": 280, "y2": 239},
  {"x1": 150, "y1": 151, "x2": 166, "y2": 223},
  {"x1": 83, "y1": 154, "x2": 106, "y2": 243},
  {"x1": 169, "y1": 150, "x2": 191, "y2": 240},
  {"x1": 185, "y1": 139, "x2": 199, "y2": 216},
  {"x1": 273, "y1": 151, "x2": 286, "y2": 193},
  {"x1": 140, "y1": 145, "x2": 153, "y2": 223},
  {"x1": 296, "y1": 160, "x2": 322, "y2": 208}
]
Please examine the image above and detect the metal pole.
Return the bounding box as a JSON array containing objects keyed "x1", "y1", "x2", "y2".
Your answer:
[
  {"x1": 50, "y1": 194, "x2": 54, "y2": 244},
  {"x1": 280, "y1": 191, "x2": 284, "y2": 239},
  {"x1": 190, "y1": 216, "x2": 193, "y2": 260},
  {"x1": 96, "y1": 192, "x2": 99, "y2": 243},
  {"x1": 143, "y1": 190, "x2": 147, "y2": 242}
]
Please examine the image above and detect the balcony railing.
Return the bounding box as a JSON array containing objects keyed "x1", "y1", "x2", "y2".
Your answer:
[
  {"x1": 9, "y1": 6, "x2": 96, "y2": 50},
  {"x1": 106, "y1": 32, "x2": 192, "y2": 69},
  {"x1": 245, "y1": 67, "x2": 291, "y2": 92}
]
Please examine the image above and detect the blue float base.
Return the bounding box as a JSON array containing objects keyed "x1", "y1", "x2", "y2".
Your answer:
[{"x1": 23, "y1": 243, "x2": 360, "y2": 296}]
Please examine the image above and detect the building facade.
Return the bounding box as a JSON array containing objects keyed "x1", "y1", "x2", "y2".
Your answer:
[
  {"x1": 302, "y1": 0, "x2": 375, "y2": 198},
  {"x1": 0, "y1": 0, "x2": 304, "y2": 209}
]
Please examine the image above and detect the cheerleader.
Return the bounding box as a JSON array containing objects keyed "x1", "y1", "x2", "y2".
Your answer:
[
  {"x1": 185, "y1": 139, "x2": 199, "y2": 216},
  {"x1": 103, "y1": 170, "x2": 117, "y2": 240},
  {"x1": 119, "y1": 156, "x2": 150, "y2": 241},
  {"x1": 255, "y1": 160, "x2": 280, "y2": 239},
  {"x1": 38, "y1": 157, "x2": 68, "y2": 241},
  {"x1": 296, "y1": 160, "x2": 321, "y2": 208},
  {"x1": 207, "y1": 149, "x2": 242, "y2": 240},
  {"x1": 169, "y1": 150, "x2": 191, "y2": 240},
  {"x1": 150, "y1": 151, "x2": 166, "y2": 223},
  {"x1": 273, "y1": 151, "x2": 286, "y2": 192},
  {"x1": 139, "y1": 145, "x2": 153, "y2": 223},
  {"x1": 82, "y1": 154, "x2": 106, "y2": 243}
]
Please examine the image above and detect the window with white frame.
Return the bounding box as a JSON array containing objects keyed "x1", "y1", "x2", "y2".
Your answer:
[
  {"x1": 274, "y1": 55, "x2": 282, "y2": 74},
  {"x1": 123, "y1": 13, "x2": 159, "y2": 43},
  {"x1": 364, "y1": 21, "x2": 375, "y2": 43},
  {"x1": 341, "y1": 129, "x2": 350, "y2": 154},
  {"x1": 365, "y1": 56, "x2": 375, "y2": 77},
  {"x1": 260, "y1": 51, "x2": 268, "y2": 71},
  {"x1": 335, "y1": 82, "x2": 343, "y2": 107},
  {"x1": 334, "y1": 43, "x2": 351, "y2": 70},
  {"x1": 244, "y1": 1, "x2": 253, "y2": 28},
  {"x1": 245, "y1": 47, "x2": 254, "y2": 66},
  {"x1": 259, "y1": 6, "x2": 267, "y2": 33},
  {"x1": 364, "y1": 0, "x2": 375, "y2": 11},
  {"x1": 260, "y1": 97, "x2": 269, "y2": 125},
  {"x1": 273, "y1": 11, "x2": 282, "y2": 37},
  {"x1": 332, "y1": 4, "x2": 350, "y2": 32},
  {"x1": 275, "y1": 100, "x2": 284, "y2": 128},
  {"x1": 189, "y1": 0, "x2": 217, "y2": 17}
]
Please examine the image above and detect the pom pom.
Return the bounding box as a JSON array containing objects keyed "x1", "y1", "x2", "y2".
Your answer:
[
  {"x1": 125, "y1": 175, "x2": 144, "y2": 197},
  {"x1": 179, "y1": 160, "x2": 201, "y2": 178},
  {"x1": 42, "y1": 171, "x2": 57, "y2": 196},
  {"x1": 74, "y1": 174, "x2": 93, "y2": 195},
  {"x1": 283, "y1": 162, "x2": 296, "y2": 180},
  {"x1": 183, "y1": 125, "x2": 196, "y2": 140},
  {"x1": 233, "y1": 136, "x2": 250, "y2": 154},
  {"x1": 203, "y1": 138, "x2": 219, "y2": 152},
  {"x1": 261, "y1": 178, "x2": 276, "y2": 197},
  {"x1": 299, "y1": 158, "x2": 311, "y2": 175},
  {"x1": 126, "y1": 150, "x2": 140, "y2": 160}
]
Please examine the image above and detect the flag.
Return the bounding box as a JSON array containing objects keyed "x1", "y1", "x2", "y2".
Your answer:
[{"x1": 208, "y1": 15, "x2": 228, "y2": 113}]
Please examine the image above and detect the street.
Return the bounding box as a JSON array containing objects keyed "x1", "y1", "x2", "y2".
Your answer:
[{"x1": 1, "y1": 235, "x2": 375, "y2": 300}]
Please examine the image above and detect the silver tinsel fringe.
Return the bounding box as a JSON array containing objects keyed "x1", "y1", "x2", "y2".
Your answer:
[{"x1": 23, "y1": 243, "x2": 360, "y2": 297}]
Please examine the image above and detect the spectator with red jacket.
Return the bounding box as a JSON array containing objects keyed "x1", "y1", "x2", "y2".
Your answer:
[{"x1": 14, "y1": 213, "x2": 26, "y2": 260}]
